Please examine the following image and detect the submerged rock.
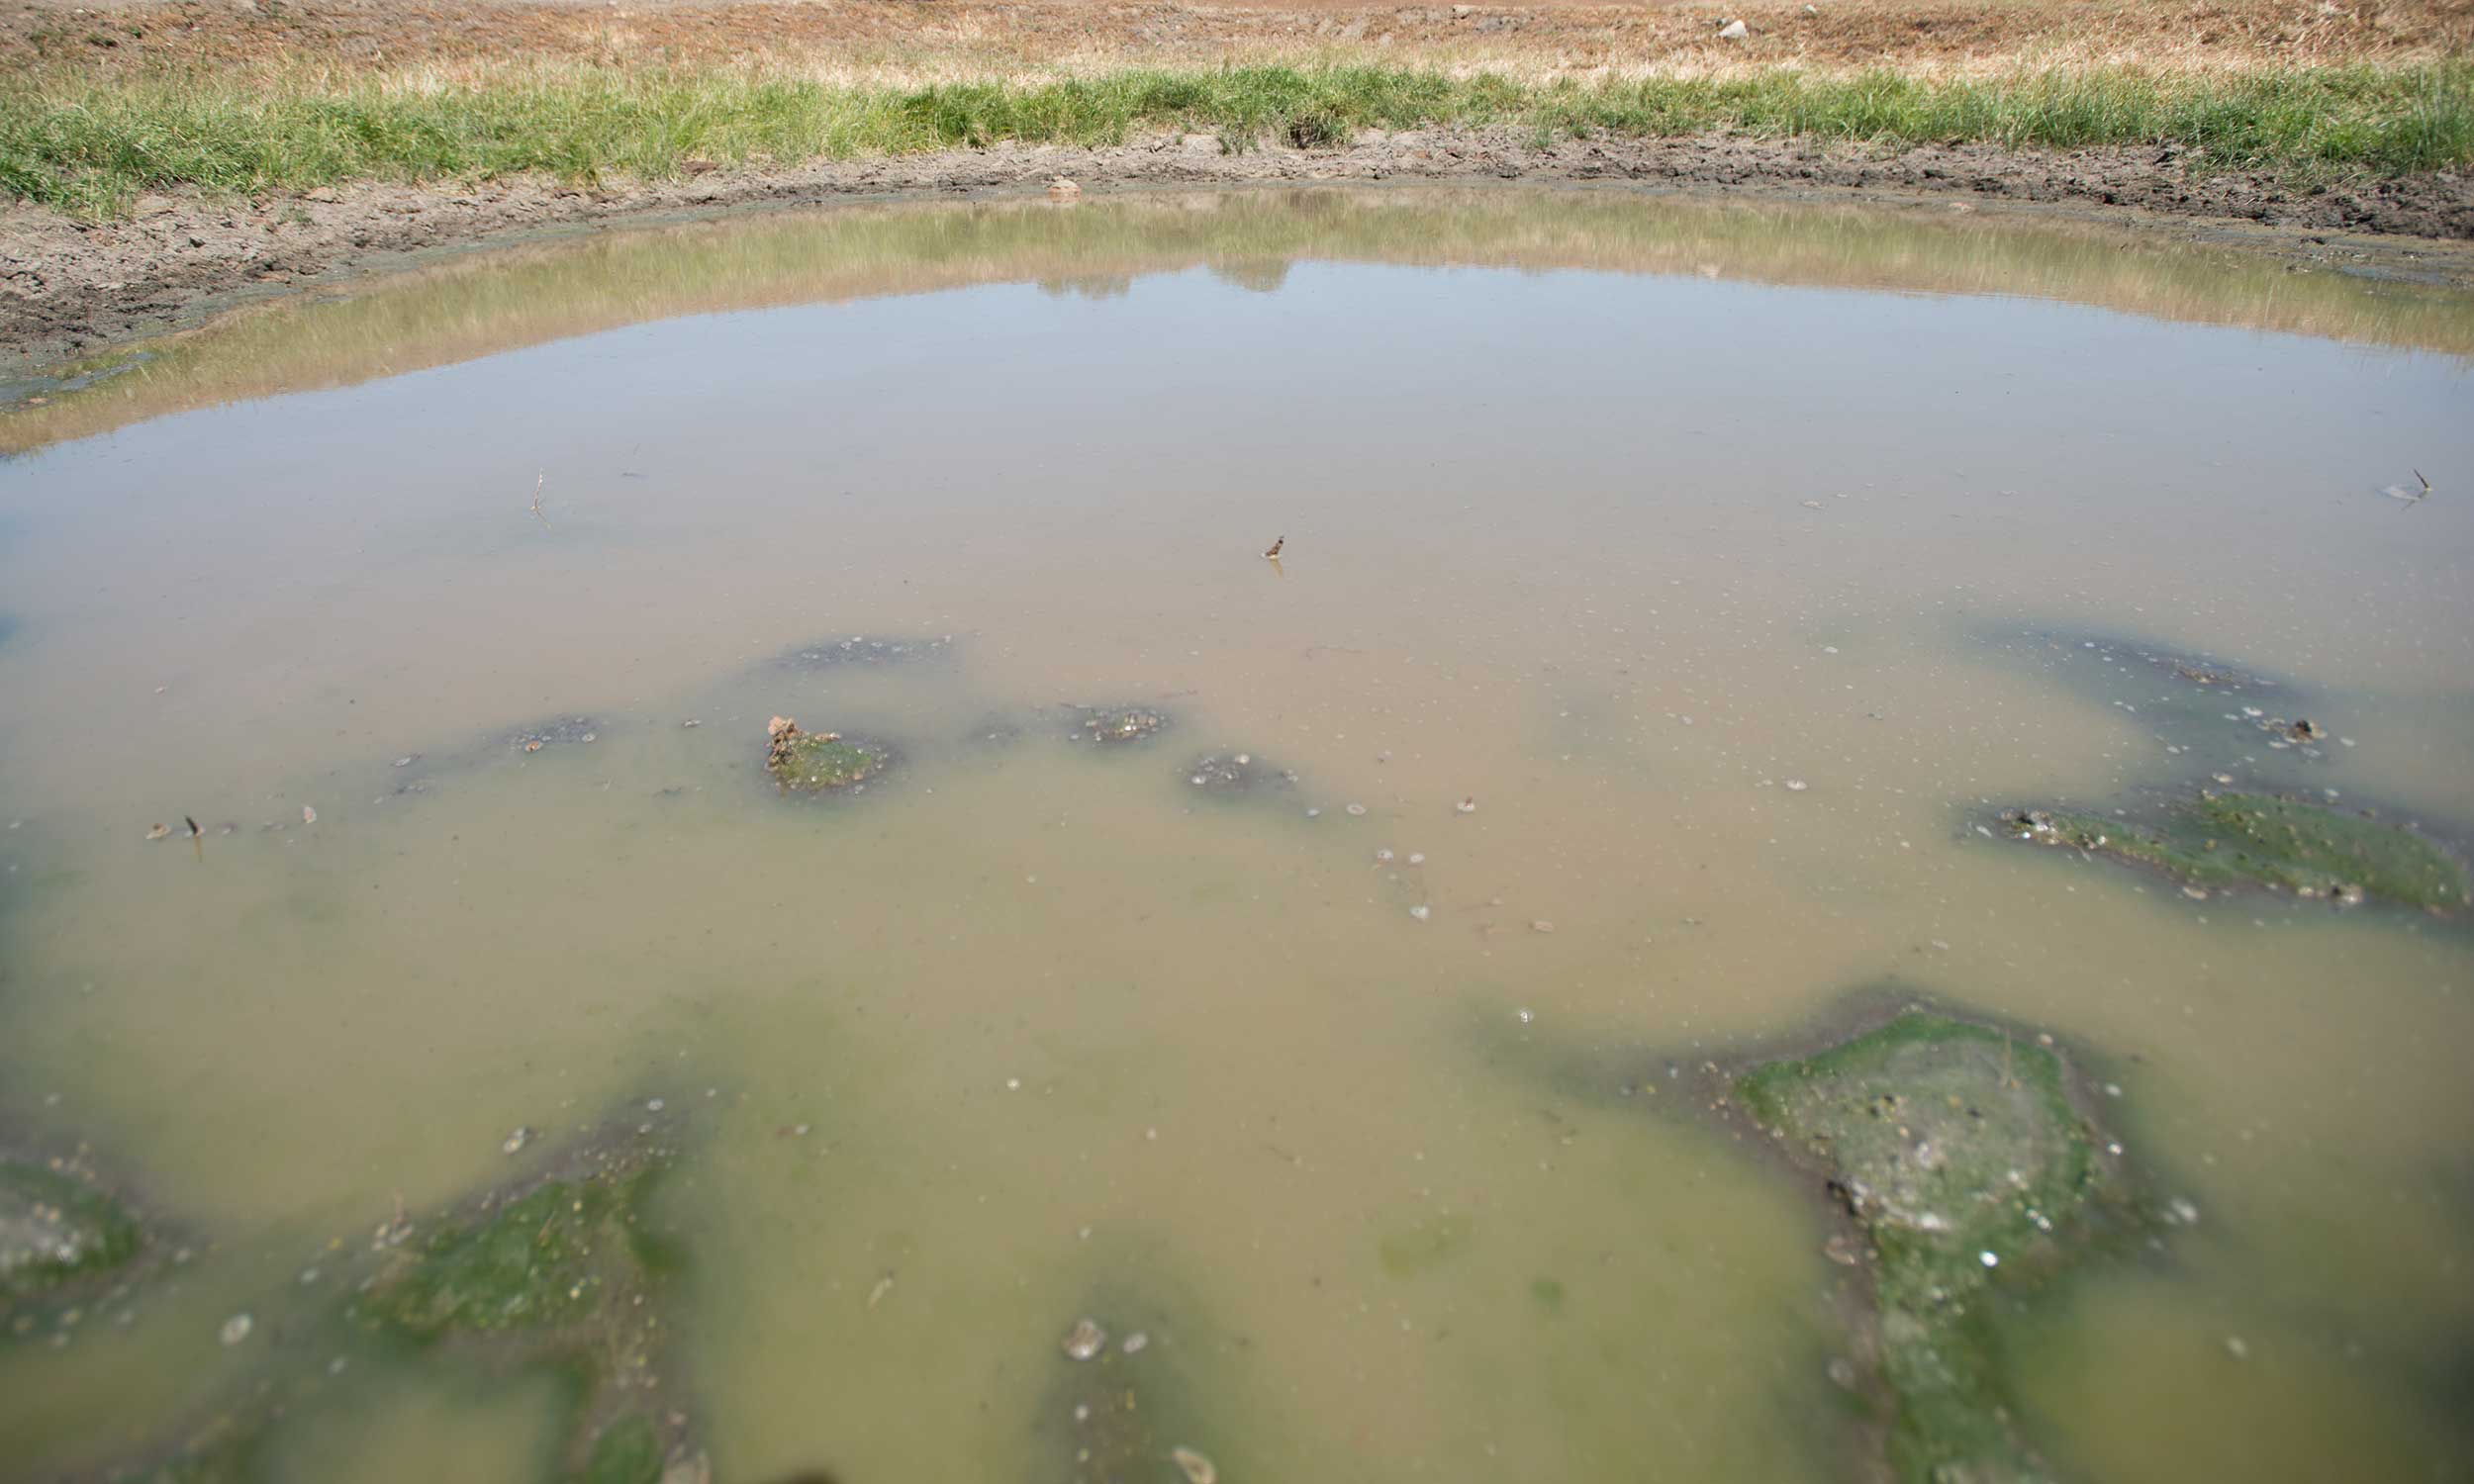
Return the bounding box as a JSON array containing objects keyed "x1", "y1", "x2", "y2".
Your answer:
[
  {"x1": 2004, "y1": 791, "x2": 2468, "y2": 912},
  {"x1": 765, "y1": 716, "x2": 892, "y2": 793},
  {"x1": 0, "y1": 1155, "x2": 143, "y2": 1306},
  {"x1": 1070, "y1": 704, "x2": 1170, "y2": 747},
  {"x1": 1735, "y1": 1012, "x2": 2116, "y2": 1484}
]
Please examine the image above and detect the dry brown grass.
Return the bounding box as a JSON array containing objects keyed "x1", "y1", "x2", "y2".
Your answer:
[{"x1": 7, "y1": 0, "x2": 2468, "y2": 87}]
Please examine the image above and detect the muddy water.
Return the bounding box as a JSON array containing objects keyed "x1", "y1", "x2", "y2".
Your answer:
[{"x1": 1, "y1": 188, "x2": 2470, "y2": 1483}]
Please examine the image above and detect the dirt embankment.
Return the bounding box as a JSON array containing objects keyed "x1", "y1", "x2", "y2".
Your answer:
[{"x1": 8, "y1": 129, "x2": 2472, "y2": 372}]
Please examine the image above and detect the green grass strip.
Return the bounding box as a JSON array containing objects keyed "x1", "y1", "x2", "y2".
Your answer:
[{"x1": 1, "y1": 60, "x2": 2467, "y2": 215}]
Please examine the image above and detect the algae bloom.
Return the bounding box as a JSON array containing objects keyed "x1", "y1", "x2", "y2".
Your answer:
[
  {"x1": 2010, "y1": 792, "x2": 2468, "y2": 911},
  {"x1": 1736, "y1": 1013, "x2": 2117, "y2": 1484}
]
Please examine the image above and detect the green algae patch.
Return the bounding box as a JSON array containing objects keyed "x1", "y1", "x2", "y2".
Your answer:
[
  {"x1": 764, "y1": 716, "x2": 890, "y2": 794},
  {"x1": 1736, "y1": 1013, "x2": 2115, "y2": 1484},
  {"x1": 365, "y1": 1175, "x2": 640, "y2": 1339},
  {"x1": 2008, "y1": 792, "x2": 2469, "y2": 912},
  {"x1": 0, "y1": 1156, "x2": 143, "y2": 1303},
  {"x1": 579, "y1": 1413, "x2": 662, "y2": 1484},
  {"x1": 355, "y1": 1129, "x2": 701, "y2": 1484},
  {"x1": 1378, "y1": 1211, "x2": 1475, "y2": 1277}
]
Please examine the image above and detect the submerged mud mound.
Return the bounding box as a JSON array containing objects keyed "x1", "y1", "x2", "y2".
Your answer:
[
  {"x1": 1039, "y1": 1295, "x2": 1232, "y2": 1484},
  {"x1": 509, "y1": 716, "x2": 609, "y2": 754},
  {"x1": 118, "y1": 1113, "x2": 707, "y2": 1484},
  {"x1": 1971, "y1": 625, "x2": 2341, "y2": 773},
  {"x1": 361, "y1": 1132, "x2": 698, "y2": 1484},
  {"x1": 765, "y1": 716, "x2": 893, "y2": 794},
  {"x1": 774, "y1": 634, "x2": 956, "y2": 671},
  {"x1": 2003, "y1": 792, "x2": 2470, "y2": 912},
  {"x1": 1, "y1": 1152, "x2": 145, "y2": 1339},
  {"x1": 1735, "y1": 1012, "x2": 2122, "y2": 1484},
  {"x1": 1069, "y1": 704, "x2": 1171, "y2": 747},
  {"x1": 1182, "y1": 751, "x2": 1296, "y2": 797}
]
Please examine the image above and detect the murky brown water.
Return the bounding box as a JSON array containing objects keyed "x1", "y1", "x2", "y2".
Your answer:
[{"x1": 2, "y1": 187, "x2": 2471, "y2": 1484}]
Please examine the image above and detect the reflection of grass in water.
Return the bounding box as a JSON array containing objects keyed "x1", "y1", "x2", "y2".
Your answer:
[
  {"x1": 1, "y1": 60, "x2": 2467, "y2": 216},
  {"x1": 9, "y1": 186, "x2": 2472, "y2": 454}
]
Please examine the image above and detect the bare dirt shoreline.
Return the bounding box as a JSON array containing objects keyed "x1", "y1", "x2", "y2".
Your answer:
[{"x1": 7, "y1": 128, "x2": 2472, "y2": 375}]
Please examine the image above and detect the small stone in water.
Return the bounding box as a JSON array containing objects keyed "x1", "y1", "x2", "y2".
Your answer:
[
  {"x1": 1121, "y1": 1331, "x2": 1148, "y2": 1354},
  {"x1": 1408, "y1": 904, "x2": 1430, "y2": 921},
  {"x1": 1062, "y1": 1318, "x2": 1107, "y2": 1360},
  {"x1": 1172, "y1": 1447, "x2": 1218, "y2": 1484},
  {"x1": 219, "y1": 1313, "x2": 253, "y2": 1345}
]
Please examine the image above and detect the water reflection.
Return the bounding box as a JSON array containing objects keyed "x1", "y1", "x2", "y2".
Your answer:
[{"x1": 7, "y1": 186, "x2": 2472, "y2": 454}]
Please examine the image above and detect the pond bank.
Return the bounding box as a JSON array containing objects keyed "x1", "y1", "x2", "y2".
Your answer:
[{"x1": 7, "y1": 129, "x2": 2473, "y2": 374}]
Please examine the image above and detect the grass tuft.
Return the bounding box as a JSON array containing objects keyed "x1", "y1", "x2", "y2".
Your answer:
[{"x1": 0, "y1": 60, "x2": 2466, "y2": 215}]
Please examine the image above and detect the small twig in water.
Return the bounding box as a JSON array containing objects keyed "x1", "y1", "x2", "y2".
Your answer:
[{"x1": 530, "y1": 472, "x2": 549, "y2": 528}]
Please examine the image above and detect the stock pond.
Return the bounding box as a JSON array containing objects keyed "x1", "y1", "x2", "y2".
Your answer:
[{"x1": 2, "y1": 187, "x2": 2471, "y2": 1484}]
